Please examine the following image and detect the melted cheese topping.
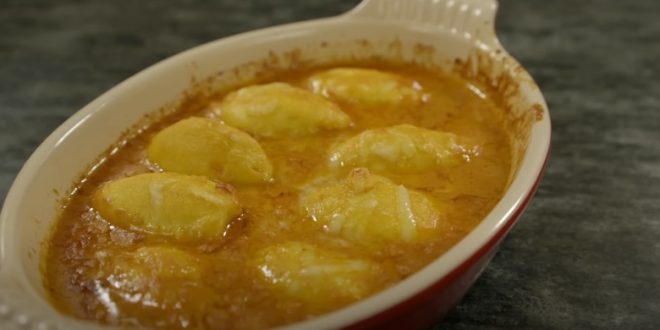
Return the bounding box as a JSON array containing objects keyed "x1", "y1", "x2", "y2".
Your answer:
[{"x1": 396, "y1": 185, "x2": 417, "y2": 242}]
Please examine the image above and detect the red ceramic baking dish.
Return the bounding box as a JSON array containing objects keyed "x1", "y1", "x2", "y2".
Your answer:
[{"x1": 0, "y1": 0, "x2": 550, "y2": 329}]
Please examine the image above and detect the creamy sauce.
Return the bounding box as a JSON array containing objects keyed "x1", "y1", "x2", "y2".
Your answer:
[{"x1": 44, "y1": 62, "x2": 512, "y2": 329}]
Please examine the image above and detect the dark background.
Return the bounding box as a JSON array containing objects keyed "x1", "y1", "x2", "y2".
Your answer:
[{"x1": 1, "y1": 0, "x2": 659, "y2": 329}]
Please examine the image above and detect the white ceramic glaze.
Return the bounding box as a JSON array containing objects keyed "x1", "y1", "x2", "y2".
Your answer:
[{"x1": 0, "y1": 0, "x2": 551, "y2": 329}]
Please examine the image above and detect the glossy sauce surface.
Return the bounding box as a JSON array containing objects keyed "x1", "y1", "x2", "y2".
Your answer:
[{"x1": 44, "y1": 63, "x2": 512, "y2": 329}]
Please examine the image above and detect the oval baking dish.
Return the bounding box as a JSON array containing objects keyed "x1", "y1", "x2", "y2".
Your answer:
[{"x1": 0, "y1": 0, "x2": 550, "y2": 329}]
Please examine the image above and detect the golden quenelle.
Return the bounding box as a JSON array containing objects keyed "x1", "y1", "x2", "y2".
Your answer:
[
  {"x1": 217, "y1": 82, "x2": 352, "y2": 137},
  {"x1": 328, "y1": 124, "x2": 463, "y2": 174},
  {"x1": 301, "y1": 168, "x2": 443, "y2": 245},
  {"x1": 92, "y1": 172, "x2": 241, "y2": 242},
  {"x1": 253, "y1": 241, "x2": 386, "y2": 313},
  {"x1": 148, "y1": 117, "x2": 273, "y2": 184},
  {"x1": 308, "y1": 67, "x2": 423, "y2": 106}
]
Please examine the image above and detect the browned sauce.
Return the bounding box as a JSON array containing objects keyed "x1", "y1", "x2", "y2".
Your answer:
[{"x1": 44, "y1": 62, "x2": 512, "y2": 329}]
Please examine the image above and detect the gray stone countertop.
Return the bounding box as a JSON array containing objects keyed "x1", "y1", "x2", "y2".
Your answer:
[{"x1": 1, "y1": 0, "x2": 659, "y2": 329}]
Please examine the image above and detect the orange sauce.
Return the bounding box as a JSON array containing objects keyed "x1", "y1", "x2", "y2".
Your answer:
[{"x1": 43, "y1": 62, "x2": 512, "y2": 329}]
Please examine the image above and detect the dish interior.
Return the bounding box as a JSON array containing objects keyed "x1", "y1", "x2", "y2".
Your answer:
[{"x1": 43, "y1": 61, "x2": 512, "y2": 329}]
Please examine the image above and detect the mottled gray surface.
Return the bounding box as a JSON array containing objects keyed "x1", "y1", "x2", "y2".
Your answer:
[{"x1": 1, "y1": 0, "x2": 659, "y2": 329}]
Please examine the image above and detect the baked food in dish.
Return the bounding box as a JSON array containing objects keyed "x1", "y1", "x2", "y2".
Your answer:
[{"x1": 43, "y1": 64, "x2": 514, "y2": 329}]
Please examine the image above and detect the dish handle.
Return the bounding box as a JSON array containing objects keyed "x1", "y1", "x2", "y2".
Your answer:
[{"x1": 346, "y1": 0, "x2": 501, "y2": 48}]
